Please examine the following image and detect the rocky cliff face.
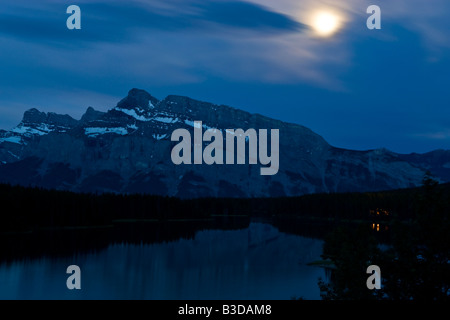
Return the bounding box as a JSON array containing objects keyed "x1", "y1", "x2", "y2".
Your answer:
[{"x1": 0, "y1": 88, "x2": 447, "y2": 198}]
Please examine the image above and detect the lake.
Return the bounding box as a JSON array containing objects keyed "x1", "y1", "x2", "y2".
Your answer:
[{"x1": 0, "y1": 222, "x2": 325, "y2": 300}]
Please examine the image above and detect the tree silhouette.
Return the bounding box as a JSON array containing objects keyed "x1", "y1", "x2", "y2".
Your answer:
[{"x1": 318, "y1": 173, "x2": 450, "y2": 300}]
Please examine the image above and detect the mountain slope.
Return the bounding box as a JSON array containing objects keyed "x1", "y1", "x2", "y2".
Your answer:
[{"x1": 0, "y1": 88, "x2": 447, "y2": 198}]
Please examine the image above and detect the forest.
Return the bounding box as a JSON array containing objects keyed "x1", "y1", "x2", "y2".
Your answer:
[{"x1": 1, "y1": 178, "x2": 448, "y2": 233}]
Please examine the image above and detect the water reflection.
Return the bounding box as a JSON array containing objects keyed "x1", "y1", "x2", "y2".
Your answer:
[
  {"x1": 0, "y1": 223, "x2": 325, "y2": 300},
  {"x1": 0, "y1": 217, "x2": 249, "y2": 263}
]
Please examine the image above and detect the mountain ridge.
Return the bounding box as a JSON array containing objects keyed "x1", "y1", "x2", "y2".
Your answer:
[{"x1": 0, "y1": 88, "x2": 448, "y2": 198}]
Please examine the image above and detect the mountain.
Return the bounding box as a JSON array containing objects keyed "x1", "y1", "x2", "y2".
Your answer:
[{"x1": 0, "y1": 88, "x2": 448, "y2": 198}]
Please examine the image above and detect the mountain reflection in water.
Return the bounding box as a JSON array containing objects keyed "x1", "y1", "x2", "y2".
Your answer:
[{"x1": 0, "y1": 222, "x2": 325, "y2": 300}]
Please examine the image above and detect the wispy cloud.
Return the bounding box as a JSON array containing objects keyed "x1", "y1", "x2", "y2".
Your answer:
[
  {"x1": 414, "y1": 130, "x2": 450, "y2": 140},
  {"x1": 0, "y1": 0, "x2": 305, "y2": 44},
  {"x1": 0, "y1": 0, "x2": 449, "y2": 153}
]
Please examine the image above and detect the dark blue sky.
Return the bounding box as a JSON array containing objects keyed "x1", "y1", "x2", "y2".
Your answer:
[{"x1": 0, "y1": 0, "x2": 449, "y2": 153}]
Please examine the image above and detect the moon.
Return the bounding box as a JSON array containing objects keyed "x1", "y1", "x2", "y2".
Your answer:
[{"x1": 312, "y1": 11, "x2": 340, "y2": 37}]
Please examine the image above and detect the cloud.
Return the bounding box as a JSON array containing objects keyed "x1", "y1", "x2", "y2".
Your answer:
[
  {"x1": 0, "y1": 0, "x2": 334, "y2": 90},
  {"x1": 1, "y1": 0, "x2": 448, "y2": 91},
  {"x1": 0, "y1": 0, "x2": 449, "y2": 155},
  {"x1": 413, "y1": 123, "x2": 450, "y2": 141},
  {"x1": 415, "y1": 131, "x2": 450, "y2": 140},
  {"x1": 196, "y1": 1, "x2": 304, "y2": 31},
  {"x1": 0, "y1": 0, "x2": 305, "y2": 45},
  {"x1": 247, "y1": 0, "x2": 450, "y2": 52}
]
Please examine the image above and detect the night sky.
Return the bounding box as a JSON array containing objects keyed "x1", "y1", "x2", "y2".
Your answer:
[{"x1": 0, "y1": 0, "x2": 449, "y2": 154}]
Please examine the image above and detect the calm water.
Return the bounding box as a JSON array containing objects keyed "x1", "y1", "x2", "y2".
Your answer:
[{"x1": 0, "y1": 222, "x2": 325, "y2": 300}]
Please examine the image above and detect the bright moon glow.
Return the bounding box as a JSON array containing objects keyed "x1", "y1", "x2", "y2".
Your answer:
[{"x1": 312, "y1": 12, "x2": 340, "y2": 37}]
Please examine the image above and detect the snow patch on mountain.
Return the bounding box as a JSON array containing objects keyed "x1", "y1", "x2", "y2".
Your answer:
[
  {"x1": 12, "y1": 123, "x2": 54, "y2": 137},
  {"x1": 114, "y1": 107, "x2": 152, "y2": 122},
  {"x1": 152, "y1": 134, "x2": 167, "y2": 140},
  {"x1": 152, "y1": 116, "x2": 179, "y2": 124},
  {"x1": 85, "y1": 127, "x2": 128, "y2": 137},
  {"x1": 0, "y1": 136, "x2": 23, "y2": 144}
]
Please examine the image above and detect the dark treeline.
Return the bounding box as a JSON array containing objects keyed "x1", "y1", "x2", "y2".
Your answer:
[
  {"x1": 318, "y1": 175, "x2": 450, "y2": 301},
  {"x1": 1, "y1": 182, "x2": 449, "y2": 233},
  {"x1": 0, "y1": 184, "x2": 208, "y2": 233}
]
